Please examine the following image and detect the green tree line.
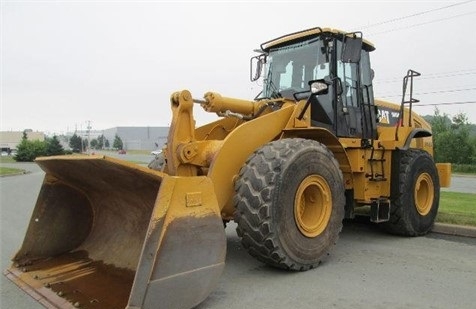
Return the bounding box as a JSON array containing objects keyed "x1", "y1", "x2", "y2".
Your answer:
[
  {"x1": 426, "y1": 109, "x2": 476, "y2": 166},
  {"x1": 14, "y1": 131, "x2": 120, "y2": 162},
  {"x1": 15, "y1": 132, "x2": 66, "y2": 162}
]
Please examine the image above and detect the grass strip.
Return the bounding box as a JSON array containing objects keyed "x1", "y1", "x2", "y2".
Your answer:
[
  {"x1": 437, "y1": 191, "x2": 476, "y2": 226},
  {"x1": 0, "y1": 167, "x2": 26, "y2": 176}
]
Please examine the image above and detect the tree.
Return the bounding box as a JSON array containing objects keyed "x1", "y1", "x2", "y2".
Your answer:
[
  {"x1": 104, "y1": 138, "x2": 110, "y2": 148},
  {"x1": 82, "y1": 138, "x2": 89, "y2": 150},
  {"x1": 45, "y1": 135, "x2": 65, "y2": 156},
  {"x1": 69, "y1": 133, "x2": 83, "y2": 153},
  {"x1": 14, "y1": 130, "x2": 47, "y2": 162},
  {"x1": 90, "y1": 139, "x2": 98, "y2": 149},
  {"x1": 430, "y1": 108, "x2": 475, "y2": 164},
  {"x1": 113, "y1": 134, "x2": 123, "y2": 150},
  {"x1": 449, "y1": 113, "x2": 475, "y2": 164},
  {"x1": 97, "y1": 134, "x2": 105, "y2": 149},
  {"x1": 14, "y1": 139, "x2": 46, "y2": 162}
]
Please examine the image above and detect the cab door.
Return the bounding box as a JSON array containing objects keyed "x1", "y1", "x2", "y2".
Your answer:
[{"x1": 335, "y1": 39, "x2": 377, "y2": 140}]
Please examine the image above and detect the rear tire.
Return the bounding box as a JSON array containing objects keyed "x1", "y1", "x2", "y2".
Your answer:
[
  {"x1": 382, "y1": 149, "x2": 440, "y2": 236},
  {"x1": 234, "y1": 138, "x2": 345, "y2": 271}
]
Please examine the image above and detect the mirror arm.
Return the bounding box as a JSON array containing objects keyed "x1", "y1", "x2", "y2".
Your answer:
[{"x1": 297, "y1": 97, "x2": 313, "y2": 120}]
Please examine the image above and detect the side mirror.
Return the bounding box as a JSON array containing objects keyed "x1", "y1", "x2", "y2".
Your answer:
[
  {"x1": 250, "y1": 53, "x2": 266, "y2": 82},
  {"x1": 296, "y1": 79, "x2": 331, "y2": 120},
  {"x1": 293, "y1": 79, "x2": 331, "y2": 102},
  {"x1": 309, "y1": 79, "x2": 330, "y2": 95}
]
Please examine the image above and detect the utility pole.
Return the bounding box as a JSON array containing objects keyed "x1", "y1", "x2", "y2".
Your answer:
[{"x1": 86, "y1": 120, "x2": 91, "y2": 154}]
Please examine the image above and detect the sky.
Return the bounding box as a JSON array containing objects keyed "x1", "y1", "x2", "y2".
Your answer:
[{"x1": 1, "y1": 0, "x2": 476, "y2": 135}]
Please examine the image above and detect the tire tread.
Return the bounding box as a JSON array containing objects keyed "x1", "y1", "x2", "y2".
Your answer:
[{"x1": 234, "y1": 139, "x2": 344, "y2": 270}]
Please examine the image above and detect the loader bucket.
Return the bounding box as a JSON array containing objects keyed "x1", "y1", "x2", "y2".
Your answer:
[{"x1": 4, "y1": 155, "x2": 226, "y2": 309}]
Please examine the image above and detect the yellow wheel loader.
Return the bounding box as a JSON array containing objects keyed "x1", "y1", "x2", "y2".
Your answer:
[{"x1": 5, "y1": 27, "x2": 451, "y2": 309}]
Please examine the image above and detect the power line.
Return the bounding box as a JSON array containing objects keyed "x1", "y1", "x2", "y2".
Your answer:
[
  {"x1": 375, "y1": 69, "x2": 476, "y2": 83},
  {"x1": 378, "y1": 87, "x2": 476, "y2": 98},
  {"x1": 355, "y1": 0, "x2": 475, "y2": 30},
  {"x1": 413, "y1": 101, "x2": 476, "y2": 106},
  {"x1": 421, "y1": 68, "x2": 476, "y2": 76},
  {"x1": 374, "y1": 71, "x2": 476, "y2": 84},
  {"x1": 367, "y1": 11, "x2": 476, "y2": 37}
]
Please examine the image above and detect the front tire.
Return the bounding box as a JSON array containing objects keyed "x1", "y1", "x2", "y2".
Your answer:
[
  {"x1": 382, "y1": 149, "x2": 440, "y2": 236},
  {"x1": 234, "y1": 139, "x2": 345, "y2": 271}
]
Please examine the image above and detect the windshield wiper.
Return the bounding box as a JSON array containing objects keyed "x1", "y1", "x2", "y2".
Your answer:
[
  {"x1": 270, "y1": 80, "x2": 282, "y2": 99},
  {"x1": 265, "y1": 69, "x2": 282, "y2": 99}
]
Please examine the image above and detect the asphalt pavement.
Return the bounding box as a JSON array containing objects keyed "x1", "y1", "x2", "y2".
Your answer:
[{"x1": 1, "y1": 159, "x2": 475, "y2": 309}]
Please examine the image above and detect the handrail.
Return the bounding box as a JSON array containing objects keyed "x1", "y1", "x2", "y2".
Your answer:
[{"x1": 395, "y1": 69, "x2": 421, "y2": 141}]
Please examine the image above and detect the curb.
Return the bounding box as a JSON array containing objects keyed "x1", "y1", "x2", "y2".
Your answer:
[{"x1": 431, "y1": 223, "x2": 476, "y2": 238}]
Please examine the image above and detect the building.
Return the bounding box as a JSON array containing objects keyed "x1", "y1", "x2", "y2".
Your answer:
[
  {"x1": 0, "y1": 130, "x2": 45, "y2": 153},
  {"x1": 103, "y1": 127, "x2": 169, "y2": 150},
  {"x1": 0, "y1": 127, "x2": 170, "y2": 152}
]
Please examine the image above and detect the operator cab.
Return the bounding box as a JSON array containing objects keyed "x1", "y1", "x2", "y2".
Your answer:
[{"x1": 252, "y1": 28, "x2": 377, "y2": 140}]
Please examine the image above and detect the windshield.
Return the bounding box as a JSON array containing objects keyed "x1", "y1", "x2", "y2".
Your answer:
[{"x1": 260, "y1": 38, "x2": 329, "y2": 99}]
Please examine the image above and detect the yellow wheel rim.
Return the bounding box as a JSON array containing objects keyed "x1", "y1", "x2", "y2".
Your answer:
[
  {"x1": 414, "y1": 172, "x2": 434, "y2": 216},
  {"x1": 294, "y1": 175, "x2": 332, "y2": 238}
]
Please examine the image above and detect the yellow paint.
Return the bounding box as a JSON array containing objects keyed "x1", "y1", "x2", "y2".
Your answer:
[
  {"x1": 208, "y1": 105, "x2": 295, "y2": 217},
  {"x1": 294, "y1": 175, "x2": 332, "y2": 237},
  {"x1": 152, "y1": 176, "x2": 221, "y2": 224},
  {"x1": 201, "y1": 92, "x2": 265, "y2": 115},
  {"x1": 414, "y1": 172, "x2": 435, "y2": 216},
  {"x1": 375, "y1": 99, "x2": 434, "y2": 155},
  {"x1": 186, "y1": 192, "x2": 203, "y2": 207},
  {"x1": 195, "y1": 117, "x2": 241, "y2": 141},
  {"x1": 345, "y1": 148, "x2": 366, "y2": 173},
  {"x1": 436, "y1": 163, "x2": 452, "y2": 188},
  {"x1": 166, "y1": 90, "x2": 198, "y2": 176}
]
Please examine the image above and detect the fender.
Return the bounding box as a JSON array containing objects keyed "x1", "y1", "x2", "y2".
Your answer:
[
  {"x1": 402, "y1": 128, "x2": 432, "y2": 150},
  {"x1": 281, "y1": 127, "x2": 354, "y2": 188},
  {"x1": 208, "y1": 105, "x2": 295, "y2": 218}
]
